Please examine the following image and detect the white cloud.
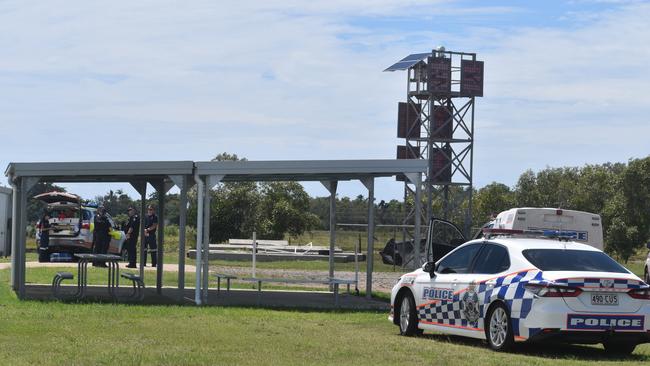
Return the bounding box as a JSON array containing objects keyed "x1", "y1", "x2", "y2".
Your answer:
[
  {"x1": 470, "y1": 2, "x2": 650, "y2": 187},
  {"x1": 0, "y1": 1, "x2": 648, "y2": 201}
]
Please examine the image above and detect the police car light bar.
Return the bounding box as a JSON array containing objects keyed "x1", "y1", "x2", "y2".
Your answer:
[
  {"x1": 482, "y1": 228, "x2": 525, "y2": 235},
  {"x1": 482, "y1": 228, "x2": 579, "y2": 241}
]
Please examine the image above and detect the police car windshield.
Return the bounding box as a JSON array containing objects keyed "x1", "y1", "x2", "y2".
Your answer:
[{"x1": 522, "y1": 249, "x2": 628, "y2": 273}]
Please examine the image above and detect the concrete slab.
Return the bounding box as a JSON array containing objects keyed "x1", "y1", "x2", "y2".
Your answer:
[
  {"x1": 23, "y1": 284, "x2": 389, "y2": 311},
  {"x1": 187, "y1": 250, "x2": 366, "y2": 262}
]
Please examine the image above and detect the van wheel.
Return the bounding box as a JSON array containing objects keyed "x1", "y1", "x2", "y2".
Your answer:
[
  {"x1": 398, "y1": 293, "x2": 419, "y2": 336},
  {"x1": 485, "y1": 303, "x2": 514, "y2": 351},
  {"x1": 603, "y1": 341, "x2": 636, "y2": 355}
]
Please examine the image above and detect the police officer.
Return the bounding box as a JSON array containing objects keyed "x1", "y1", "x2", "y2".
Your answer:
[
  {"x1": 92, "y1": 205, "x2": 111, "y2": 267},
  {"x1": 38, "y1": 212, "x2": 52, "y2": 262},
  {"x1": 144, "y1": 205, "x2": 158, "y2": 267},
  {"x1": 124, "y1": 206, "x2": 139, "y2": 268}
]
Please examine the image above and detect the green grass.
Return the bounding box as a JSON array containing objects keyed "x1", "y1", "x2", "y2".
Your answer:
[
  {"x1": 626, "y1": 261, "x2": 646, "y2": 279},
  {"x1": 0, "y1": 269, "x2": 649, "y2": 365}
]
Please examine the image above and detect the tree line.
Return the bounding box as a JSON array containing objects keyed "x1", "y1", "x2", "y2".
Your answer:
[
  {"x1": 24, "y1": 154, "x2": 650, "y2": 262},
  {"x1": 472, "y1": 157, "x2": 650, "y2": 262}
]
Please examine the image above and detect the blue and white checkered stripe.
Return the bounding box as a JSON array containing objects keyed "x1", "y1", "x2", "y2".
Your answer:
[
  {"x1": 480, "y1": 269, "x2": 543, "y2": 338},
  {"x1": 417, "y1": 269, "x2": 544, "y2": 338}
]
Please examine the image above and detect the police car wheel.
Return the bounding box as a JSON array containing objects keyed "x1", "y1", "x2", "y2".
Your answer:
[
  {"x1": 485, "y1": 303, "x2": 514, "y2": 351},
  {"x1": 603, "y1": 341, "x2": 636, "y2": 355},
  {"x1": 398, "y1": 294, "x2": 419, "y2": 336}
]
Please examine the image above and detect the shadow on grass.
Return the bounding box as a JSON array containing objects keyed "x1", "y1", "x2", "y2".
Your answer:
[
  {"x1": 20, "y1": 285, "x2": 390, "y2": 314},
  {"x1": 416, "y1": 333, "x2": 649, "y2": 362}
]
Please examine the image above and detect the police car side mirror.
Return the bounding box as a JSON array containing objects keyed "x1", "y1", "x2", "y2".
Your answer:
[{"x1": 423, "y1": 262, "x2": 436, "y2": 278}]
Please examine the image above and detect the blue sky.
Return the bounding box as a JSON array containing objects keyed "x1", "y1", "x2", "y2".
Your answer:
[{"x1": 1, "y1": 0, "x2": 648, "y2": 201}]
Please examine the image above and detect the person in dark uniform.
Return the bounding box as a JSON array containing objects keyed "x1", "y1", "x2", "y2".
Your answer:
[
  {"x1": 144, "y1": 205, "x2": 158, "y2": 267},
  {"x1": 124, "y1": 206, "x2": 140, "y2": 268},
  {"x1": 38, "y1": 213, "x2": 52, "y2": 262},
  {"x1": 92, "y1": 205, "x2": 111, "y2": 267}
]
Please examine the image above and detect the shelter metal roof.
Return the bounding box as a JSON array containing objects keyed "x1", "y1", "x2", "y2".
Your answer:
[
  {"x1": 5, "y1": 161, "x2": 194, "y2": 183},
  {"x1": 195, "y1": 159, "x2": 426, "y2": 182}
]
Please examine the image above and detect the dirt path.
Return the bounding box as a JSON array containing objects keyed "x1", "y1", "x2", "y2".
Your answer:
[
  {"x1": 209, "y1": 265, "x2": 402, "y2": 293},
  {"x1": 0, "y1": 261, "x2": 197, "y2": 272}
]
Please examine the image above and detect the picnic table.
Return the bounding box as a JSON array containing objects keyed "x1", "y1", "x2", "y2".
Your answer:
[{"x1": 75, "y1": 253, "x2": 122, "y2": 300}]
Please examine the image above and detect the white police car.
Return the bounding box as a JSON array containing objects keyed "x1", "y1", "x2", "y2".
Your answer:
[{"x1": 389, "y1": 228, "x2": 650, "y2": 354}]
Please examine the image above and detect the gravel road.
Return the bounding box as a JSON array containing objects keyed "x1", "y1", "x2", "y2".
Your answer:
[{"x1": 210, "y1": 265, "x2": 403, "y2": 292}]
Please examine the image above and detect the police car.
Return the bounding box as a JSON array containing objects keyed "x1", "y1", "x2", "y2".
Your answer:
[
  {"x1": 34, "y1": 192, "x2": 127, "y2": 261},
  {"x1": 389, "y1": 228, "x2": 650, "y2": 354}
]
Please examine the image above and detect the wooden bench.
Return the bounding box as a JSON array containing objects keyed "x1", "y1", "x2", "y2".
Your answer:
[
  {"x1": 51, "y1": 271, "x2": 75, "y2": 300},
  {"x1": 120, "y1": 272, "x2": 144, "y2": 301},
  {"x1": 239, "y1": 277, "x2": 358, "y2": 307},
  {"x1": 214, "y1": 273, "x2": 237, "y2": 294}
]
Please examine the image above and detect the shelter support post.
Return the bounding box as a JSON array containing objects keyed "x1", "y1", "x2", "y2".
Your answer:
[
  {"x1": 170, "y1": 175, "x2": 189, "y2": 300},
  {"x1": 362, "y1": 177, "x2": 375, "y2": 299},
  {"x1": 11, "y1": 176, "x2": 37, "y2": 299},
  {"x1": 155, "y1": 180, "x2": 166, "y2": 294},
  {"x1": 129, "y1": 181, "x2": 147, "y2": 281},
  {"x1": 201, "y1": 175, "x2": 222, "y2": 304},
  {"x1": 405, "y1": 173, "x2": 423, "y2": 266},
  {"x1": 10, "y1": 178, "x2": 20, "y2": 291},
  {"x1": 17, "y1": 179, "x2": 27, "y2": 299},
  {"x1": 414, "y1": 175, "x2": 422, "y2": 265},
  {"x1": 321, "y1": 180, "x2": 337, "y2": 287},
  {"x1": 194, "y1": 175, "x2": 204, "y2": 305},
  {"x1": 202, "y1": 181, "x2": 210, "y2": 304}
]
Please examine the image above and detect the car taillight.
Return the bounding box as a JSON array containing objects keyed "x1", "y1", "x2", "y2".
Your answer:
[
  {"x1": 81, "y1": 223, "x2": 90, "y2": 229},
  {"x1": 524, "y1": 283, "x2": 582, "y2": 297},
  {"x1": 628, "y1": 288, "x2": 650, "y2": 300}
]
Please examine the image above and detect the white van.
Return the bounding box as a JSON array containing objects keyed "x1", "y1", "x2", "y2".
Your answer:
[{"x1": 493, "y1": 207, "x2": 604, "y2": 250}]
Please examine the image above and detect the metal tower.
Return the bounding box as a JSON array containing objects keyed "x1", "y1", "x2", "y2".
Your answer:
[{"x1": 386, "y1": 47, "x2": 484, "y2": 249}]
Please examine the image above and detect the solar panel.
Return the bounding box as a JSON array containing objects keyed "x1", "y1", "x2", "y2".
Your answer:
[
  {"x1": 400, "y1": 52, "x2": 431, "y2": 62},
  {"x1": 384, "y1": 52, "x2": 431, "y2": 72}
]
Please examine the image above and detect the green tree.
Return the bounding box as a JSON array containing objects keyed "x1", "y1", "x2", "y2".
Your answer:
[
  {"x1": 605, "y1": 215, "x2": 641, "y2": 263},
  {"x1": 515, "y1": 167, "x2": 580, "y2": 208},
  {"x1": 606, "y1": 157, "x2": 650, "y2": 262},
  {"x1": 209, "y1": 181, "x2": 261, "y2": 243},
  {"x1": 188, "y1": 153, "x2": 319, "y2": 243},
  {"x1": 473, "y1": 182, "x2": 515, "y2": 224},
  {"x1": 258, "y1": 182, "x2": 319, "y2": 239},
  {"x1": 95, "y1": 189, "x2": 135, "y2": 220},
  {"x1": 514, "y1": 170, "x2": 540, "y2": 207}
]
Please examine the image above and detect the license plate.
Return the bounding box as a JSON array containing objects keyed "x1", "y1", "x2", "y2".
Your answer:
[{"x1": 591, "y1": 293, "x2": 618, "y2": 306}]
